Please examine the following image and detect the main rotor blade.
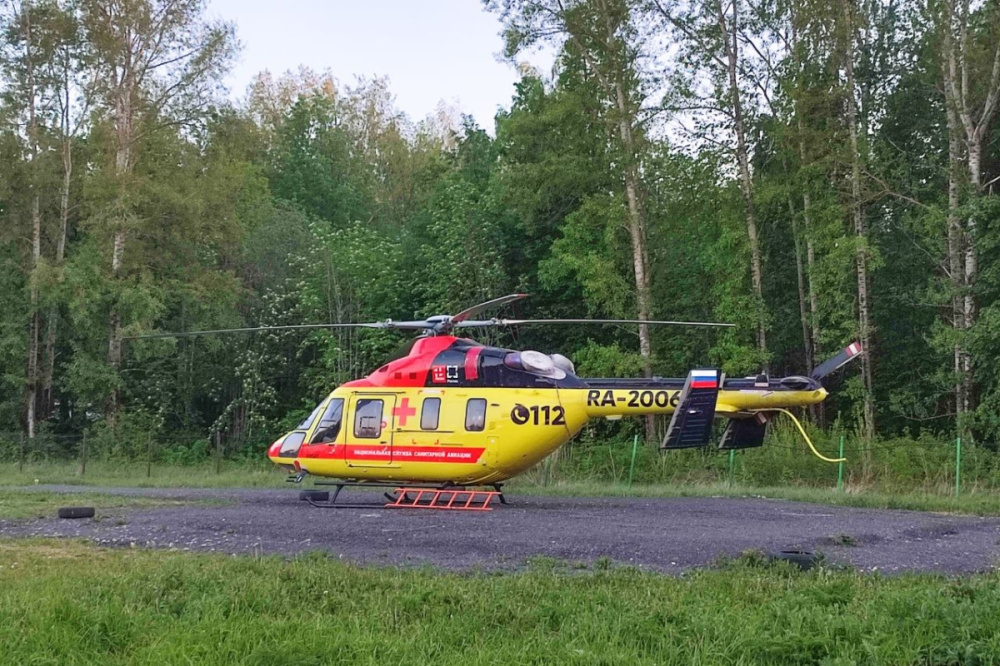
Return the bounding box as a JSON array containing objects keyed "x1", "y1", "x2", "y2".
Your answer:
[
  {"x1": 811, "y1": 342, "x2": 864, "y2": 380},
  {"x1": 450, "y1": 293, "x2": 529, "y2": 325},
  {"x1": 124, "y1": 321, "x2": 433, "y2": 340},
  {"x1": 455, "y1": 318, "x2": 736, "y2": 329}
]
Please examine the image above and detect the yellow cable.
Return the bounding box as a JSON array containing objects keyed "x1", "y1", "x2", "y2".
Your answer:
[{"x1": 759, "y1": 408, "x2": 846, "y2": 464}]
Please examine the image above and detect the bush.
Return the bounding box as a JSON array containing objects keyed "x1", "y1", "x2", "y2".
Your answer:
[{"x1": 160, "y1": 439, "x2": 211, "y2": 466}]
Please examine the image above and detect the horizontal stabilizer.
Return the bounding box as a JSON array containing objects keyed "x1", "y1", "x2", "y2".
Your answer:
[
  {"x1": 811, "y1": 342, "x2": 864, "y2": 380},
  {"x1": 661, "y1": 369, "x2": 720, "y2": 450},
  {"x1": 719, "y1": 414, "x2": 768, "y2": 450}
]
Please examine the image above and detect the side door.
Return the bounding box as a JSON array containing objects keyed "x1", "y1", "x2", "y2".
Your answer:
[{"x1": 345, "y1": 393, "x2": 396, "y2": 467}]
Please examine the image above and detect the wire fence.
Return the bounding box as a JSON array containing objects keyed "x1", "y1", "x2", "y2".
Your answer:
[
  {"x1": 550, "y1": 428, "x2": 1000, "y2": 495},
  {"x1": 2, "y1": 427, "x2": 998, "y2": 496}
]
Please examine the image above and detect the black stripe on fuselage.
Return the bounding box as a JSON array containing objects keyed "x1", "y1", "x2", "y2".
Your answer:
[{"x1": 584, "y1": 376, "x2": 821, "y2": 392}]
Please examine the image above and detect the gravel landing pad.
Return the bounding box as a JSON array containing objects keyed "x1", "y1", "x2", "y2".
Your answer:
[{"x1": 2, "y1": 486, "x2": 999, "y2": 574}]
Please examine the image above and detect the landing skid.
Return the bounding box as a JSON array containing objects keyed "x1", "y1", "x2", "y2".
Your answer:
[{"x1": 300, "y1": 480, "x2": 507, "y2": 509}]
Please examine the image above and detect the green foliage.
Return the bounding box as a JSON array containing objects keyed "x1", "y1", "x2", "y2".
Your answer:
[{"x1": 1, "y1": 0, "x2": 1000, "y2": 479}]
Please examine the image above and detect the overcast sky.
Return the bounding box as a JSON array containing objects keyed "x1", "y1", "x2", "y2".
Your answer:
[{"x1": 206, "y1": 0, "x2": 554, "y2": 131}]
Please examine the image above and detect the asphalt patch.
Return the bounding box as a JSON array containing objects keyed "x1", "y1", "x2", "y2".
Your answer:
[{"x1": 1, "y1": 485, "x2": 999, "y2": 574}]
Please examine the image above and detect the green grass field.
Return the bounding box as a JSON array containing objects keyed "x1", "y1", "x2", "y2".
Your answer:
[
  {"x1": 4, "y1": 459, "x2": 1000, "y2": 516},
  {"x1": 3, "y1": 462, "x2": 1000, "y2": 663},
  {"x1": 0, "y1": 539, "x2": 997, "y2": 665},
  {"x1": 0, "y1": 459, "x2": 290, "y2": 489},
  {"x1": 0, "y1": 489, "x2": 220, "y2": 520}
]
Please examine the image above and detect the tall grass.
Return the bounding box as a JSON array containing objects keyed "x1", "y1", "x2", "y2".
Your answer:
[
  {"x1": 544, "y1": 423, "x2": 1000, "y2": 494},
  {"x1": 0, "y1": 459, "x2": 286, "y2": 488},
  {"x1": 1, "y1": 540, "x2": 1000, "y2": 665}
]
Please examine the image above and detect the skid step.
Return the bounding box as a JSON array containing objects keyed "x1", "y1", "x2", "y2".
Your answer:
[{"x1": 386, "y1": 487, "x2": 500, "y2": 511}]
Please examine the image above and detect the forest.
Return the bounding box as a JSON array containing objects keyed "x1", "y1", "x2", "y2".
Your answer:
[{"x1": 1, "y1": 0, "x2": 999, "y2": 468}]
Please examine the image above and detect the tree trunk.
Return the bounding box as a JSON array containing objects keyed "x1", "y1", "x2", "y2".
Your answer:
[
  {"x1": 790, "y1": 16, "x2": 822, "y2": 380},
  {"x1": 107, "y1": 70, "x2": 134, "y2": 424},
  {"x1": 616, "y1": 81, "x2": 655, "y2": 442},
  {"x1": 945, "y1": 100, "x2": 966, "y2": 422},
  {"x1": 940, "y1": 0, "x2": 1000, "y2": 427},
  {"x1": 803, "y1": 187, "x2": 824, "y2": 426},
  {"x1": 28, "y1": 195, "x2": 40, "y2": 441},
  {"x1": 598, "y1": 8, "x2": 654, "y2": 441},
  {"x1": 797, "y1": 131, "x2": 822, "y2": 374},
  {"x1": 962, "y1": 141, "x2": 980, "y2": 411},
  {"x1": 42, "y1": 79, "x2": 74, "y2": 420},
  {"x1": 787, "y1": 196, "x2": 812, "y2": 370},
  {"x1": 842, "y1": 0, "x2": 875, "y2": 441},
  {"x1": 23, "y1": 5, "x2": 40, "y2": 441},
  {"x1": 107, "y1": 227, "x2": 126, "y2": 420},
  {"x1": 717, "y1": 0, "x2": 767, "y2": 368}
]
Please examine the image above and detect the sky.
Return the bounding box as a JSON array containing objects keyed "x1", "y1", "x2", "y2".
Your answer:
[{"x1": 206, "y1": 0, "x2": 554, "y2": 131}]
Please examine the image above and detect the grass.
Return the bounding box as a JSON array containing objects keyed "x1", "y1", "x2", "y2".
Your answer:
[
  {"x1": 5, "y1": 459, "x2": 1000, "y2": 515},
  {"x1": 0, "y1": 489, "x2": 220, "y2": 520},
  {"x1": 0, "y1": 459, "x2": 289, "y2": 488},
  {"x1": 0, "y1": 539, "x2": 998, "y2": 664},
  {"x1": 509, "y1": 479, "x2": 1000, "y2": 515}
]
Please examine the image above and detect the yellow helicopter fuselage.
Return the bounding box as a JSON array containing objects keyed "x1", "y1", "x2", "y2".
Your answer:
[{"x1": 268, "y1": 382, "x2": 827, "y2": 485}]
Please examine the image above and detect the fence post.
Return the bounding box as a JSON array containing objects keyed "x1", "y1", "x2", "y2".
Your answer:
[
  {"x1": 627, "y1": 434, "x2": 639, "y2": 487},
  {"x1": 19, "y1": 431, "x2": 25, "y2": 473},
  {"x1": 80, "y1": 432, "x2": 87, "y2": 477},
  {"x1": 728, "y1": 449, "x2": 735, "y2": 489},
  {"x1": 837, "y1": 435, "x2": 845, "y2": 491},
  {"x1": 955, "y1": 436, "x2": 962, "y2": 497}
]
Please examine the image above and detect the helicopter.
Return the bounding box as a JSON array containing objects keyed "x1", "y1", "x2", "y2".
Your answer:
[{"x1": 135, "y1": 294, "x2": 862, "y2": 509}]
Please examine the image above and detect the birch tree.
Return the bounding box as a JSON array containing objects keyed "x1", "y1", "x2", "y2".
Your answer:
[
  {"x1": 80, "y1": 0, "x2": 235, "y2": 423},
  {"x1": 37, "y1": 1, "x2": 85, "y2": 421},
  {"x1": 937, "y1": 0, "x2": 1000, "y2": 425},
  {"x1": 840, "y1": 0, "x2": 875, "y2": 440},
  {"x1": 653, "y1": 0, "x2": 770, "y2": 369},
  {"x1": 1, "y1": 0, "x2": 50, "y2": 440},
  {"x1": 486, "y1": 0, "x2": 658, "y2": 439}
]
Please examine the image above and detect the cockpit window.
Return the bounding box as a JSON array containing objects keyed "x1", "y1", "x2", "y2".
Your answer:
[
  {"x1": 310, "y1": 398, "x2": 345, "y2": 444},
  {"x1": 279, "y1": 431, "x2": 306, "y2": 456},
  {"x1": 296, "y1": 404, "x2": 323, "y2": 430}
]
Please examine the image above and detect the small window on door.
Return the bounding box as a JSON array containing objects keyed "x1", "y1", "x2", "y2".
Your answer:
[
  {"x1": 465, "y1": 398, "x2": 487, "y2": 432},
  {"x1": 421, "y1": 398, "x2": 441, "y2": 430},
  {"x1": 354, "y1": 399, "x2": 384, "y2": 439},
  {"x1": 279, "y1": 431, "x2": 306, "y2": 456}
]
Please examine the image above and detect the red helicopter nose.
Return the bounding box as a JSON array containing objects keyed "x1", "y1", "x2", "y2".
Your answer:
[{"x1": 268, "y1": 440, "x2": 283, "y2": 458}]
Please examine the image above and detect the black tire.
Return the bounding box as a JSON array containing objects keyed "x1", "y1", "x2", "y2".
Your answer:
[
  {"x1": 58, "y1": 507, "x2": 95, "y2": 519},
  {"x1": 770, "y1": 550, "x2": 820, "y2": 571},
  {"x1": 299, "y1": 490, "x2": 330, "y2": 502}
]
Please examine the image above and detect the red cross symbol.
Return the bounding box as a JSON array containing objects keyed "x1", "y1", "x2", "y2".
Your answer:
[{"x1": 392, "y1": 397, "x2": 417, "y2": 427}]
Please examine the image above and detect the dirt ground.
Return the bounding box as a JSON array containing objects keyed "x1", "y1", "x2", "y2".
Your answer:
[{"x1": 2, "y1": 485, "x2": 999, "y2": 573}]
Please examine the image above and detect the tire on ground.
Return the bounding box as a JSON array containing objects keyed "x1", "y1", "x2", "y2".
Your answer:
[
  {"x1": 299, "y1": 490, "x2": 330, "y2": 502},
  {"x1": 58, "y1": 507, "x2": 96, "y2": 519},
  {"x1": 770, "y1": 550, "x2": 820, "y2": 570}
]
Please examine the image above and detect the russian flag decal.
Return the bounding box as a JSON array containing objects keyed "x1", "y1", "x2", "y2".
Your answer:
[{"x1": 690, "y1": 369, "x2": 718, "y2": 389}]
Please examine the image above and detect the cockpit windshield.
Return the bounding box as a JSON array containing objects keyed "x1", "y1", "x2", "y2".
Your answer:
[
  {"x1": 310, "y1": 398, "x2": 345, "y2": 444},
  {"x1": 297, "y1": 404, "x2": 324, "y2": 430}
]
